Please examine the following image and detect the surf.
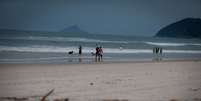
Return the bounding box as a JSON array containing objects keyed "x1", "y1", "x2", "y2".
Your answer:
[{"x1": 1, "y1": 45, "x2": 201, "y2": 54}]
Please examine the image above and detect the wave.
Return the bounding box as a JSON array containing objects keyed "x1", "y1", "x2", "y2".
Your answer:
[
  {"x1": 145, "y1": 42, "x2": 201, "y2": 47},
  {"x1": 0, "y1": 36, "x2": 129, "y2": 44},
  {"x1": 164, "y1": 50, "x2": 201, "y2": 53},
  {"x1": 0, "y1": 45, "x2": 149, "y2": 53},
  {"x1": 1, "y1": 36, "x2": 201, "y2": 47},
  {"x1": 1, "y1": 45, "x2": 201, "y2": 54}
]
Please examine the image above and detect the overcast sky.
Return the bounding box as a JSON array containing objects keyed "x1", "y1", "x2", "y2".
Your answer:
[{"x1": 0, "y1": 0, "x2": 201, "y2": 36}]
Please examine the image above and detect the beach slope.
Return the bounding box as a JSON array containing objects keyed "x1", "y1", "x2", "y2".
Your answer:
[{"x1": 0, "y1": 61, "x2": 201, "y2": 101}]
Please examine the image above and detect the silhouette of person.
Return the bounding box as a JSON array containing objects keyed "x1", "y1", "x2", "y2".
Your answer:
[
  {"x1": 95, "y1": 45, "x2": 99, "y2": 60},
  {"x1": 99, "y1": 46, "x2": 103, "y2": 61},
  {"x1": 79, "y1": 45, "x2": 82, "y2": 55}
]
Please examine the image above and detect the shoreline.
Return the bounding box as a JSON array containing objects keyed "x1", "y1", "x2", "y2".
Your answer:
[
  {"x1": 1, "y1": 57, "x2": 201, "y2": 65},
  {"x1": 1, "y1": 50, "x2": 201, "y2": 64}
]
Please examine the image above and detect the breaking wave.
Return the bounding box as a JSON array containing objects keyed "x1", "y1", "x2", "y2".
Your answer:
[
  {"x1": 145, "y1": 42, "x2": 201, "y2": 47},
  {"x1": 1, "y1": 36, "x2": 201, "y2": 46},
  {"x1": 1, "y1": 45, "x2": 201, "y2": 54}
]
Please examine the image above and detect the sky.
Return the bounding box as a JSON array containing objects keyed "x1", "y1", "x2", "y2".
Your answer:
[{"x1": 0, "y1": 0, "x2": 201, "y2": 36}]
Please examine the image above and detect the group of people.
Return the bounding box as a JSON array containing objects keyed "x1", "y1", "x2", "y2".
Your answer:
[
  {"x1": 69, "y1": 45, "x2": 103, "y2": 62},
  {"x1": 153, "y1": 47, "x2": 163, "y2": 61},
  {"x1": 70, "y1": 45, "x2": 164, "y2": 62},
  {"x1": 95, "y1": 46, "x2": 103, "y2": 61},
  {"x1": 153, "y1": 47, "x2": 163, "y2": 54}
]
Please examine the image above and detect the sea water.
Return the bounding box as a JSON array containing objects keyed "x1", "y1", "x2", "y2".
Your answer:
[{"x1": 0, "y1": 32, "x2": 201, "y2": 63}]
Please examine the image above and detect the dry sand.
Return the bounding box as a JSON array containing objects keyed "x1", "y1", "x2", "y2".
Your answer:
[{"x1": 0, "y1": 61, "x2": 201, "y2": 101}]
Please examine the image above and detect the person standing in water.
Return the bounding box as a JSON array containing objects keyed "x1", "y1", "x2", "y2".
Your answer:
[
  {"x1": 95, "y1": 45, "x2": 99, "y2": 60},
  {"x1": 78, "y1": 45, "x2": 82, "y2": 62},
  {"x1": 99, "y1": 46, "x2": 103, "y2": 61},
  {"x1": 79, "y1": 45, "x2": 82, "y2": 55}
]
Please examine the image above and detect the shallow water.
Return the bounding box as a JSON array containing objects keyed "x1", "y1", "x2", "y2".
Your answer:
[{"x1": 0, "y1": 33, "x2": 201, "y2": 63}]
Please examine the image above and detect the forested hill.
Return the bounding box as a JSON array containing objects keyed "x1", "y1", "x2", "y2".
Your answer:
[{"x1": 155, "y1": 18, "x2": 201, "y2": 39}]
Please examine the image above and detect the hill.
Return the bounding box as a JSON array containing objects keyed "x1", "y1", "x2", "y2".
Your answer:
[
  {"x1": 155, "y1": 18, "x2": 201, "y2": 38},
  {"x1": 60, "y1": 25, "x2": 88, "y2": 34}
]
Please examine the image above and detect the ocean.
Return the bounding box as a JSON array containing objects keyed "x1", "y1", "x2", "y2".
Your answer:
[{"x1": 0, "y1": 32, "x2": 201, "y2": 63}]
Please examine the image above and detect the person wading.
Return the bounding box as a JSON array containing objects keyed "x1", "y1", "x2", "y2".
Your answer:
[{"x1": 79, "y1": 45, "x2": 82, "y2": 55}]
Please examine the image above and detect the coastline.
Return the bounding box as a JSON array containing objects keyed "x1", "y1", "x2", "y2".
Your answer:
[
  {"x1": 0, "y1": 60, "x2": 201, "y2": 101},
  {"x1": 1, "y1": 50, "x2": 201, "y2": 64}
]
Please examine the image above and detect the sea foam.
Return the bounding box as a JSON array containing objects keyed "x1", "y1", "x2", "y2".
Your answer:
[{"x1": 1, "y1": 45, "x2": 201, "y2": 54}]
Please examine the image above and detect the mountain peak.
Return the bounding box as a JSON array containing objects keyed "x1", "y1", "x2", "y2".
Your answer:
[
  {"x1": 60, "y1": 25, "x2": 88, "y2": 34},
  {"x1": 66, "y1": 25, "x2": 80, "y2": 30}
]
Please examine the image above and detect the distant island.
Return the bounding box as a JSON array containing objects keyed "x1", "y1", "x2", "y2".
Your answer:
[
  {"x1": 60, "y1": 25, "x2": 88, "y2": 34},
  {"x1": 155, "y1": 18, "x2": 201, "y2": 39},
  {"x1": 0, "y1": 25, "x2": 90, "y2": 37}
]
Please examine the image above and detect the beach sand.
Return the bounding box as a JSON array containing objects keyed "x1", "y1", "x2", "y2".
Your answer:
[{"x1": 0, "y1": 60, "x2": 201, "y2": 101}]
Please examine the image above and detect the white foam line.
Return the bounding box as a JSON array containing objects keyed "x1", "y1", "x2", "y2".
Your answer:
[
  {"x1": 145, "y1": 42, "x2": 201, "y2": 46},
  {"x1": 1, "y1": 46, "x2": 201, "y2": 54},
  {"x1": 2, "y1": 36, "x2": 201, "y2": 46},
  {"x1": 164, "y1": 50, "x2": 201, "y2": 54}
]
